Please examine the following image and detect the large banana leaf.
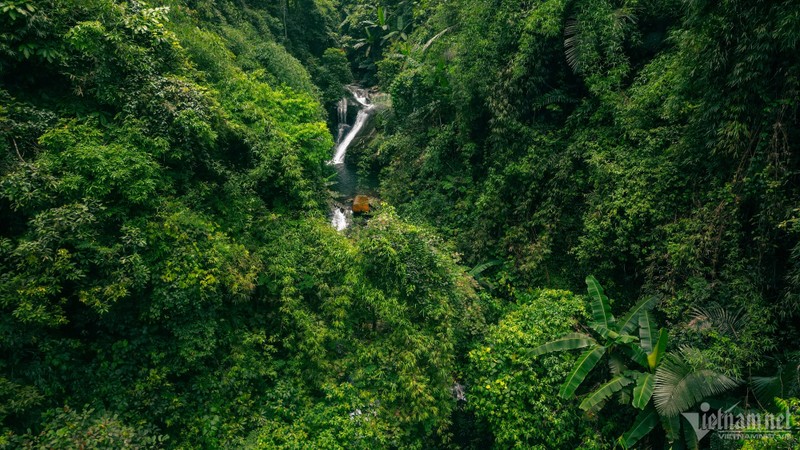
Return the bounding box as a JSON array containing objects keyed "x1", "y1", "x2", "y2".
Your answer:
[
  {"x1": 632, "y1": 372, "x2": 654, "y2": 409},
  {"x1": 579, "y1": 375, "x2": 633, "y2": 412},
  {"x1": 529, "y1": 332, "x2": 597, "y2": 356},
  {"x1": 619, "y1": 403, "x2": 659, "y2": 449},
  {"x1": 613, "y1": 334, "x2": 639, "y2": 345},
  {"x1": 608, "y1": 353, "x2": 628, "y2": 376},
  {"x1": 682, "y1": 416, "x2": 700, "y2": 450},
  {"x1": 586, "y1": 275, "x2": 616, "y2": 334},
  {"x1": 624, "y1": 343, "x2": 650, "y2": 369},
  {"x1": 639, "y1": 309, "x2": 658, "y2": 353},
  {"x1": 619, "y1": 295, "x2": 658, "y2": 335},
  {"x1": 593, "y1": 325, "x2": 637, "y2": 344},
  {"x1": 468, "y1": 259, "x2": 503, "y2": 277},
  {"x1": 559, "y1": 346, "x2": 606, "y2": 399},
  {"x1": 653, "y1": 353, "x2": 740, "y2": 417},
  {"x1": 647, "y1": 328, "x2": 668, "y2": 370},
  {"x1": 661, "y1": 415, "x2": 682, "y2": 446}
]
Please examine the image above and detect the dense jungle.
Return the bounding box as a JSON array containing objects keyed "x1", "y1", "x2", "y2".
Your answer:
[{"x1": 1, "y1": 0, "x2": 799, "y2": 448}]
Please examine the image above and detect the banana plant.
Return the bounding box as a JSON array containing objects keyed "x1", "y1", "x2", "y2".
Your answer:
[
  {"x1": 351, "y1": 3, "x2": 412, "y2": 60},
  {"x1": 531, "y1": 276, "x2": 739, "y2": 449}
]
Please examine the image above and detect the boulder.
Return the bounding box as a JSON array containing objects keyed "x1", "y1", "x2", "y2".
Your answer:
[{"x1": 352, "y1": 195, "x2": 370, "y2": 214}]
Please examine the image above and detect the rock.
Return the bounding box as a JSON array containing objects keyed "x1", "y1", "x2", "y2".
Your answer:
[{"x1": 352, "y1": 195, "x2": 370, "y2": 214}]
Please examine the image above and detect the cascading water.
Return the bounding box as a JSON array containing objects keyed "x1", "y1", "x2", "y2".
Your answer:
[
  {"x1": 331, "y1": 87, "x2": 374, "y2": 165},
  {"x1": 328, "y1": 86, "x2": 377, "y2": 230},
  {"x1": 337, "y1": 97, "x2": 348, "y2": 123},
  {"x1": 331, "y1": 207, "x2": 348, "y2": 231},
  {"x1": 335, "y1": 97, "x2": 349, "y2": 145}
]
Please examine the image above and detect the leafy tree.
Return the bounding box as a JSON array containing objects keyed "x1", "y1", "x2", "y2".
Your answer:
[
  {"x1": 3, "y1": 406, "x2": 165, "y2": 449},
  {"x1": 1, "y1": 0, "x2": 798, "y2": 447},
  {"x1": 532, "y1": 276, "x2": 739, "y2": 448},
  {"x1": 468, "y1": 288, "x2": 609, "y2": 449}
]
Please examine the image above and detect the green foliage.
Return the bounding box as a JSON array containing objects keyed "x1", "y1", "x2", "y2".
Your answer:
[
  {"x1": 751, "y1": 352, "x2": 800, "y2": 410},
  {"x1": 341, "y1": 0, "x2": 418, "y2": 78},
  {"x1": 619, "y1": 404, "x2": 659, "y2": 449},
  {"x1": 244, "y1": 211, "x2": 484, "y2": 448},
  {"x1": 1, "y1": 0, "x2": 458, "y2": 448},
  {"x1": 0, "y1": 378, "x2": 42, "y2": 425},
  {"x1": 736, "y1": 398, "x2": 800, "y2": 450},
  {"x1": 3, "y1": 406, "x2": 166, "y2": 449},
  {"x1": 586, "y1": 274, "x2": 616, "y2": 332},
  {"x1": 357, "y1": 0, "x2": 800, "y2": 442},
  {"x1": 632, "y1": 372, "x2": 654, "y2": 410},
  {"x1": 560, "y1": 346, "x2": 606, "y2": 399},
  {"x1": 529, "y1": 332, "x2": 597, "y2": 356},
  {"x1": 310, "y1": 47, "x2": 354, "y2": 111},
  {"x1": 579, "y1": 375, "x2": 633, "y2": 413},
  {"x1": 467, "y1": 288, "x2": 607, "y2": 449},
  {"x1": 1, "y1": 0, "x2": 799, "y2": 447},
  {"x1": 0, "y1": 1, "x2": 35, "y2": 22},
  {"x1": 653, "y1": 351, "x2": 740, "y2": 418},
  {"x1": 535, "y1": 276, "x2": 740, "y2": 448}
]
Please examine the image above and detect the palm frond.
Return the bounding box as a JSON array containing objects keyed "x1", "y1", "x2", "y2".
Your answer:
[
  {"x1": 752, "y1": 352, "x2": 800, "y2": 405},
  {"x1": 419, "y1": 27, "x2": 450, "y2": 53},
  {"x1": 613, "y1": 6, "x2": 637, "y2": 28},
  {"x1": 752, "y1": 375, "x2": 783, "y2": 407},
  {"x1": 564, "y1": 18, "x2": 581, "y2": 72},
  {"x1": 653, "y1": 352, "x2": 740, "y2": 417},
  {"x1": 608, "y1": 353, "x2": 628, "y2": 376},
  {"x1": 689, "y1": 303, "x2": 747, "y2": 338}
]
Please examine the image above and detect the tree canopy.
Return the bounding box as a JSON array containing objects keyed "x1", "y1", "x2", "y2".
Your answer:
[{"x1": 1, "y1": 0, "x2": 798, "y2": 448}]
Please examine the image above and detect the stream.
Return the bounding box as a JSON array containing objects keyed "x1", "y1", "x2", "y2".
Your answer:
[{"x1": 328, "y1": 86, "x2": 379, "y2": 230}]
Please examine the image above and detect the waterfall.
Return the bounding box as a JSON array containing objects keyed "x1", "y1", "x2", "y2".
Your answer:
[
  {"x1": 335, "y1": 97, "x2": 349, "y2": 145},
  {"x1": 351, "y1": 88, "x2": 370, "y2": 107},
  {"x1": 331, "y1": 207, "x2": 348, "y2": 231},
  {"x1": 337, "y1": 96, "x2": 348, "y2": 124},
  {"x1": 331, "y1": 86, "x2": 374, "y2": 165},
  {"x1": 329, "y1": 86, "x2": 378, "y2": 231}
]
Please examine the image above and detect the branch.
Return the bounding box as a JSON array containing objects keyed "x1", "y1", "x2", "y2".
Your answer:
[{"x1": 12, "y1": 137, "x2": 25, "y2": 163}]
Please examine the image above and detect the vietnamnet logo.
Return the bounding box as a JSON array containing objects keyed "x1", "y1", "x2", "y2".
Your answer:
[{"x1": 681, "y1": 402, "x2": 794, "y2": 441}]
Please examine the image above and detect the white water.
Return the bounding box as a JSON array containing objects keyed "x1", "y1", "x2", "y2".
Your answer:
[
  {"x1": 331, "y1": 87, "x2": 374, "y2": 165},
  {"x1": 337, "y1": 96, "x2": 348, "y2": 123},
  {"x1": 352, "y1": 88, "x2": 370, "y2": 107},
  {"x1": 329, "y1": 86, "x2": 376, "y2": 231},
  {"x1": 331, "y1": 207, "x2": 349, "y2": 231}
]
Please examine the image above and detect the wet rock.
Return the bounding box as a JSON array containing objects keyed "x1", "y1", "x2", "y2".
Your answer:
[{"x1": 352, "y1": 195, "x2": 370, "y2": 213}]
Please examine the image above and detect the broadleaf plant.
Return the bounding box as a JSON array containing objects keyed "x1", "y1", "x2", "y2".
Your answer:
[{"x1": 531, "y1": 276, "x2": 741, "y2": 449}]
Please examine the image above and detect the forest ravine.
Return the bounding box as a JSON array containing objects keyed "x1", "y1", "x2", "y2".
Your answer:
[{"x1": 1, "y1": 0, "x2": 798, "y2": 448}]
